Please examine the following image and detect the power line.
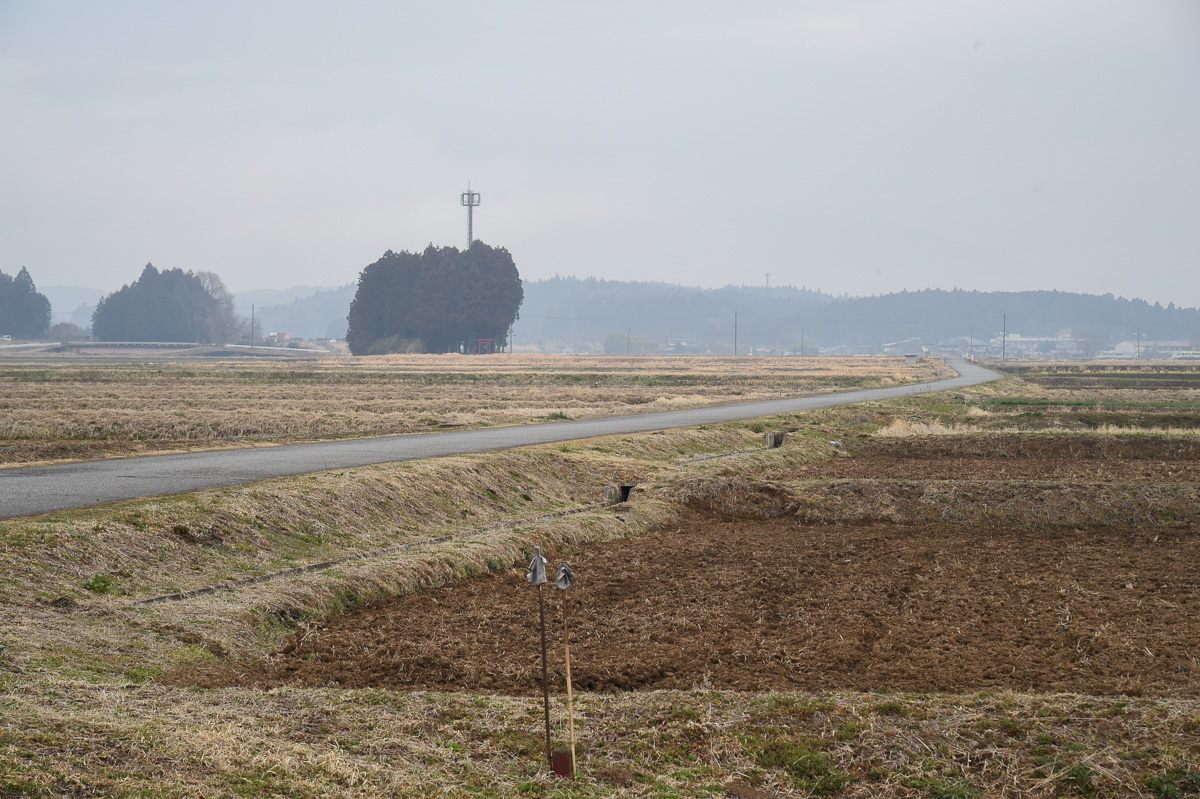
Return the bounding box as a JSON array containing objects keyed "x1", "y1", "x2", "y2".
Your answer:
[{"x1": 520, "y1": 313, "x2": 729, "y2": 322}]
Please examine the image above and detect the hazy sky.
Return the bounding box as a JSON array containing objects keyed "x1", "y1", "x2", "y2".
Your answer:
[{"x1": 3, "y1": 1, "x2": 1198, "y2": 305}]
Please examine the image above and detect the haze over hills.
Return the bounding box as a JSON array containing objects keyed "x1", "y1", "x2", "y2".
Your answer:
[
  {"x1": 251, "y1": 285, "x2": 355, "y2": 340},
  {"x1": 229, "y1": 278, "x2": 1200, "y2": 356},
  {"x1": 234, "y1": 286, "x2": 338, "y2": 315},
  {"x1": 517, "y1": 279, "x2": 1200, "y2": 356},
  {"x1": 35, "y1": 278, "x2": 1200, "y2": 358},
  {"x1": 42, "y1": 285, "x2": 104, "y2": 327}
]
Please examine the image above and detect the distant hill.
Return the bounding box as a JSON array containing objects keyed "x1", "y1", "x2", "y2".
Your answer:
[
  {"x1": 234, "y1": 285, "x2": 334, "y2": 314},
  {"x1": 255, "y1": 284, "x2": 355, "y2": 340},
  {"x1": 514, "y1": 278, "x2": 1200, "y2": 355},
  {"x1": 516, "y1": 277, "x2": 835, "y2": 351}
]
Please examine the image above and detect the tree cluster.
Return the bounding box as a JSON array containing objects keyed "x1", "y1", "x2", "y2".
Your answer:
[
  {"x1": 49, "y1": 321, "x2": 88, "y2": 343},
  {"x1": 92, "y1": 264, "x2": 240, "y2": 343},
  {"x1": 346, "y1": 243, "x2": 523, "y2": 355},
  {"x1": 0, "y1": 267, "x2": 52, "y2": 339}
]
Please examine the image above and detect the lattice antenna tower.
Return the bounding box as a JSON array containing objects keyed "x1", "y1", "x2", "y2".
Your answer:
[{"x1": 460, "y1": 184, "x2": 481, "y2": 249}]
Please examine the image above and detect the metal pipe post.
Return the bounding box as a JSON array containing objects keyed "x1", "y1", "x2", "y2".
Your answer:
[{"x1": 538, "y1": 583, "x2": 551, "y2": 765}]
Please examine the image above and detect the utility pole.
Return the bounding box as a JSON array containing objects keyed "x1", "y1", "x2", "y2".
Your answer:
[
  {"x1": 250, "y1": 305, "x2": 255, "y2": 349},
  {"x1": 734, "y1": 311, "x2": 738, "y2": 357},
  {"x1": 1002, "y1": 314, "x2": 1006, "y2": 360},
  {"x1": 1137, "y1": 328, "x2": 1141, "y2": 360},
  {"x1": 969, "y1": 329, "x2": 973, "y2": 359},
  {"x1": 526, "y1": 548, "x2": 551, "y2": 766},
  {"x1": 801, "y1": 328, "x2": 805, "y2": 358},
  {"x1": 626, "y1": 326, "x2": 630, "y2": 356}
]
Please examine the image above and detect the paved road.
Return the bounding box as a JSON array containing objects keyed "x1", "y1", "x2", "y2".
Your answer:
[{"x1": 0, "y1": 358, "x2": 1000, "y2": 518}]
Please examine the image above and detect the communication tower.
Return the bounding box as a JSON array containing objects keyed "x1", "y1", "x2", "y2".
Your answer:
[{"x1": 460, "y1": 185, "x2": 481, "y2": 249}]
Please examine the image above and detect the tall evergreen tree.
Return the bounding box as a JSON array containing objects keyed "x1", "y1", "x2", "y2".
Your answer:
[
  {"x1": 346, "y1": 242, "x2": 523, "y2": 354},
  {"x1": 92, "y1": 263, "x2": 238, "y2": 342},
  {"x1": 0, "y1": 266, "x2": 52, "y2": 339}
]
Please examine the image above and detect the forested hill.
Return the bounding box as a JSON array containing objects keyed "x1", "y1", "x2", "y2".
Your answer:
[
  {"x1": 256, "y1": 285, "x2": 355, "y2": 340},
  {"x1": 515, "y1": 278, "x2": 1200, "y2": 352},
  {"x1": 820, "y1": 290, "x2": 1198, "y2": 346},
  {"x1": 516, "y1": 277, "x2": 834, "y2": 349}
]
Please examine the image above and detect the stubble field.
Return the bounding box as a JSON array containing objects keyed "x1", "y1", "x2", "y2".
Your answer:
[
  {"x1": 2, "y1": 357, "x2": 1200, "y2": 798},
  {"x1": 0, "y1": 354, "x2": 946, "y2": 466}
]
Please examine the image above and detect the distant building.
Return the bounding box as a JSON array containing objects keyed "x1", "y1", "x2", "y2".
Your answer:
[
  {"x1": 881, "y1": 337, "x2": 921, "y2": 355},
  {"x1": 661, "y1": 338, "x2": 702, "y2": 354},
  {"x1": 1114, "y1": 339, "x2": 1192, "y2": 358}
]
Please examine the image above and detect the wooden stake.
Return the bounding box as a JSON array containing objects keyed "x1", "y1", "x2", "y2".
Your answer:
[
  {"x1": 562, "y1": 592, "x2": 577, "y2": 778},
  {"x1": 538, "y1": 583, "x2": 551, "y2": 765}
]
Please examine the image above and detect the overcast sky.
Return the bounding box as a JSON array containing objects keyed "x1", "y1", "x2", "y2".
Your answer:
[{"x1": 2, "y1": 1, "x2": 1198, "y2": 306}]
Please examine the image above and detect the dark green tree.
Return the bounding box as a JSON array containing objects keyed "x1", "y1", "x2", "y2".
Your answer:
[
  {"x1": 92, "y1": 263, "x2": 237, "y2": 342},
  {"x1": 0, "y1": 267, "x2": 52, "y2": 339},
  {"x1": 346, "y1": 242, "x2": 523, "y2": 355}
]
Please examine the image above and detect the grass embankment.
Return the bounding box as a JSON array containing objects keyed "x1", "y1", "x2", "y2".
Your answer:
[
  {"x1": 3, "y1": 359, "x2": 1200, "y2": 796},
  {"x1": 1, "y1": 423, "x2": 793, "y2": 677}
]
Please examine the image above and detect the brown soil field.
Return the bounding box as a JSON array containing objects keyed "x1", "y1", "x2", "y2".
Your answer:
[
  {"x1": 861, "y1": 433, "x2": 1200, "y2": 459},
  {"x1": 790, "y1": 453, "x2": 1200, "y2": 482},
  {"x1": 175, "y1": 507, "x2": 1200, "y2": 699},
  {"x1": 972, "y1": 408, "x2": 1200, "y2": 431},
  {"x1": 796, "y1": 433, "x2": 1200, "y2": 482}
]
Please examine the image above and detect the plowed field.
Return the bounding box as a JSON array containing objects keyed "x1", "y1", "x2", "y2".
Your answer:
[
  {"x1": 781, "y1": 433, "x2": 1200, "y2": 482},
  {"x1": 786, "y1": 454, "x2": 1200, "y2": 482},
  {"x1": 178, "y1": 508, "x2": 1200, "y2": 699}
]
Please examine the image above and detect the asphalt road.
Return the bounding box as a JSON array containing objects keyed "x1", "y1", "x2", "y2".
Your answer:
[{"x1": 0, "y1": 358, "x2": 1000, "y2": 518}]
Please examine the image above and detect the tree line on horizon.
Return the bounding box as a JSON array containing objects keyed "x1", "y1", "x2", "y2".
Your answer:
[
  {"x1": 8, "y1": 261, "x2": 1198, "y2": 353},
  {"x1": 238, "y1": 277, "x2": 1200, "y2": 352},
  {"x1": 518, "y1": 278, "x2": 1200, "y2": 353},
  {"x1": 1, "y1": 263, "x2": 251, "y2": 344},
  {"x1": 4, "y1": 246, "x2": 529, "y2": 351}
]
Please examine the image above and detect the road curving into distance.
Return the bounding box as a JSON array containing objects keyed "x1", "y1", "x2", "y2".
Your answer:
[{"x1": 0, "y1": 358, "x2": 1001, "y2": 518}]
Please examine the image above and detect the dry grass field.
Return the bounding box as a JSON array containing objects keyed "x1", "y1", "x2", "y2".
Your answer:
[
  {"x1": 2, "y1": 357, "x2": 1200, "y2": 798},
  {"x1": 0, "y1": 354, "x2": 947, "y2": 466},
  {"x1": 944, "y1": 361, "x2": 1200, "y2": 433}
]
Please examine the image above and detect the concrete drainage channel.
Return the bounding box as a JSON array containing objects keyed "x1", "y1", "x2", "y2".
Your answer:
[
  {"x1": 132, "y1": 431, "x2": 790, "y2": 606},
  {"x1": 602, "y1": 484, "x2": 636, "y2": 504}
]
